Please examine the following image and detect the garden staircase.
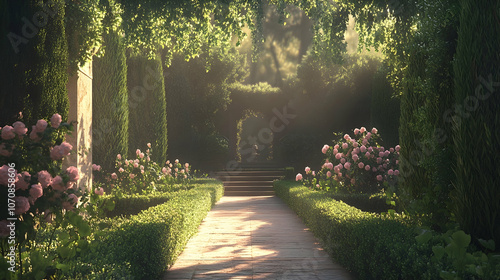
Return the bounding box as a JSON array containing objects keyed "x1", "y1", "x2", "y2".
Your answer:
[{"x1": 213, "y1": 163, "x2": 284, "y2": 196}]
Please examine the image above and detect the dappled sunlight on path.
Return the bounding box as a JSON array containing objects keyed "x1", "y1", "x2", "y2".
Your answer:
[{"x1": 163, "y1": 196, "x2": 353, "y2": 280}]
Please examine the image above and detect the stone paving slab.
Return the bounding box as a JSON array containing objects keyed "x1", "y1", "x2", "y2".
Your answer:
[{"x1": 163, "y1": 196, "x2": 353, "y2": 280}]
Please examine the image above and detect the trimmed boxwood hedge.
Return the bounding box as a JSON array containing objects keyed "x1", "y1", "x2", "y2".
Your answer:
[
  {"x1": 73, "y1": 180, "x2": 223, "y2": 279},
  {"x1": 327, "y1": 192, "x2": 392, "y2": 214},
  {"x1": 274, "y1": 180, "x2": 439, "y2": 279}
]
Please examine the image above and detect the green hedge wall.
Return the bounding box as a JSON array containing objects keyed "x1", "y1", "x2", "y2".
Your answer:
[
  {"x1": 0, "y1": 0, "x2": 69, "y2": 125},
  {"x1": 451, "y1": 0, "x2": 500, "y2": 246},
  {"x1": 74, "y1": 181, "x2": 223, "y2": 279},
  {"x1": 127, "y1": 53, "x2": 167, "y2": 163},
  {"x1": 274, "y1": 180, "x2": 438, "y2": 279},
  {"x1": 92, "y1": 29, "x2": 129, "y2": 172}
]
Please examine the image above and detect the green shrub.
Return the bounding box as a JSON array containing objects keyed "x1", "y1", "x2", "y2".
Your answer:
[
  {"x1": 127, "y1": 53, "x2": 167, "y2": 164},
  {"x1": 102, "y1": 191, "x2": 176, "y2": 218},
  {"x1": 327, "y1": 192, "x2": 392, "y2": 214},
  {"x1": 274, "y1": 180, "x2": 436, "y2": 279},
  {"x1": 93, "y1": 29, "x2": 129, "y2": 173},
  {"x1": 74, "y1": 180, "x2": 223, "y2": 279},
  {"x1": 274, "y1": 180, "x2": 500, "y2": 279}
]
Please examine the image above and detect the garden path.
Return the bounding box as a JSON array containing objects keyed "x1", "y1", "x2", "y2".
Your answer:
[{"x1": 163, "y1": 196, "x2": 353, "y2": 280}]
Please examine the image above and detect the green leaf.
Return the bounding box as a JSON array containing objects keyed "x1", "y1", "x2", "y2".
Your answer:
[
  {"x1": 478, "y1": 239, "x2": 495, "y2": 251},
  {"x1": 432, "y1": 245, "x2": 445, "y2": 260},
  {"x1": 451, "y1": 230, "x2": 471, "y2": 248},
  {"x1": 57, "y1": 246, "x2": 71, "y2": 259},
  {"x1": 56, "y1": 263, "x2": 70, "y2": 272},
  {"x1": 416, "y1": 230, "x2": 433, "y2": 244}
]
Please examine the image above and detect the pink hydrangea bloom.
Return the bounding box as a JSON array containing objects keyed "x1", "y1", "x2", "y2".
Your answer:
[
  {"x1": 136, "y1": 149, "x2": 141, "y2": 156},
  {"x1": 394, "y1": 170, "x2": 400, "y2": 176},
  {"x1": 29, "y1": 183, "x2": 43, "y2": 202},
  {"x1": 388, "y1": 169, "x2": 394, "y2": 176},
  {"x1": 325, "y1": 162, "x2": 334, "y2": 170},
  {"x1": 362, "y1": 139, "x2": 368, "y2": 145},
  {"x1": 360, "y1": 127, "x2": 366, "y2": 133},
  {"x1": 395, "y1": 145, "x2": 401, "y2": 152},
  {"x1": 305, "y1": 167, "x2": 311, "y2": 173},
  {"x1": 35, "y1": 120, "x2": 48, "y2": 133},
  {"x1": 372, "y1": 128, "x2": 378, "y2": 134},
  {"x1": 94, "y1": 187, "x2": 104, "y2": 196},
  {"x1": 344, "y1": 134, "x2": 350, "y2": 140},
  {"x1": 327, "y1": 171, "x2": 332, "y2": 178},
  {"x1": 335, "y1": 153, "x2": 342, "y2": 160},
  {"x1": 358, "y1": 162, "x2": 365, "y2": 169},
  {"x1": 117, "y1": 154, "x2": 122, "y2": 160},
  {"x1": 162, "y1": 167, "x2": 167, "y2": 174},
  {"x1": 342, "y1": 143, "x2": 348, "y2": 149},
  {"x1": 37, "y1": 170, "x2": 53, "y2": 188},
  {"x1": 66, "y1": 166, "x2": 79, "y2": 182},
  {"x1": 295, "y1": 173, "x2": 303, "y2": 181},
  {"x1": 377, "y1": 157, "x2": 383, "y2": 164},
  {"x1": 365, "y1": 165, "x2": 370, "y2": 171},
  {"x1": 16, "y1": 172, "x2": 30, "y2": 190},
  {"x1": 365, "y1": 152, "x2": 371, "y2": 158},
  {"x1": 322, "y1": 145, "x2": 329, "y2": 154},
  {"x1": 92, "y1": 164, "x2": 101, "y2": 171},
  {"x1": 51, "y1": 175, "x2": 65, "y2": 191},
  {"x1": 13, "y1": 121, "x2": 28, "y2": 136},
  {"x1": 334, "y1": 144, "x2": 339, "y2": 150},
  {"x1": 340, "y1": 158, "x2": 346, "y2": 164},
  {"x1": 130, "y1": 174, "x2": 135, "y2": 179},
  {"x1": 353, "y1": 141, "x2": 358, "y2": 148},
  {"x1": 111, "y1": 173, "x2": 117, "y2": 180},
  {"x1": 14, "y1": 196, "x2": 30, "y2": 215},
  {"x1": 175, "y1": 159, "x2": 179, "y2": 164},
  {"x1": 352, "y1": 154, "x2": 359, "y2": 162},
  {"x1": 1, "y1": 125, "x2": 15, "y2": 140},
  {"x1": 344, "y1": 162, "x2": 351, "y2": 170},
  {"x1": 333, "y1": 148, "x2": 338, "y2": 154},
  {"x1": 139, "y1": 153, "x2": 145, "y2": 159},
  {"x1": 372, "y1": 167, "x2": 378, "y2": 172},
  {"x1": 360, "y1": 145, "x2": 367, "y2": 153},
  {"x1": 376, "y1": 175, "x2": 383, "y2": 181},
  {"x1": 390, "y1": 148, "x2": 395, "y2": 153},
  {"x1": 118, "y1": 167, "x2": 124, "y2": 173},
  {"x1": 354, "y1": 128, "x2": 360, "y2": 135},
  {"x1": 50, "y1": 114, "x2": 62, "y2": 128}
]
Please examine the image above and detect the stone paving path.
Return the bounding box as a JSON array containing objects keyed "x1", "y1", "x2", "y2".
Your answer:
[{"x1": 163, "y1": 196, "x2": 353, "y2": 280}]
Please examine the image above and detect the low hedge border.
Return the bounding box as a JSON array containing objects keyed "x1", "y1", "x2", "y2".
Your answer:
[
  {"x1": 327, "y1": 192, "x2": 392, "y2": 213},
  {"x1": 74, "y1": 180, "x2": 224, "y2": 279},
  {"x1": 274, "y1": 180, "x2": 438, "y2": 279}
]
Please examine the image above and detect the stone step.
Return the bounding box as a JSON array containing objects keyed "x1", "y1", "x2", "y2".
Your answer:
[
  {"x1": 224, "y1": 186, "x2": 274, "y2": 192},
  {"x1": 224, "y1": 181, "x2": 274, "y2": 186},
  {"x1": 224, "y1": 190, "x2": 275, "y2": 196},
  {"x1": 214, "y1": 170, "x2": 284, "y2": 177},
  {"x1": 215, "y1": 175, "x2": 279, "y2": 182}
]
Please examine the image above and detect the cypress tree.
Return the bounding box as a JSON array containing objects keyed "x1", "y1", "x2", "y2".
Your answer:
[
  {"x1": 0, "y1": 0, "x2": 68, "y2": 124},
  {"x1": 92, "y1": 29, "x2": 129, "y2": 172},
  {"x1": 23, "y1": 0, "x2": 69, "y2": 123},
  {"x1": 452, "y1": 0, "x2": 500, "y2": 244},
  {"x1": 127, "y1": 53, "x2": 167, "y2": 164}
]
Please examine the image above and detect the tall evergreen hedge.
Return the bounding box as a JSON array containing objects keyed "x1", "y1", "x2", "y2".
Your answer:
[
  {"x1": 397, "y1": 0, "x2": 458, "y2": 229},
  {"x1": 451, "y1": 0, "x2": 500, "y2": 245},
  {"x1": 370, "y1": 63, "x2": 400, "y2": 147},
  {"x1": 92, "y1": 30, "x2": 129, "y2": 172},
  {"x1": 127, "y1": 53, "x2": 167, "y2": 163},
  {"x1": 0, "y1": 0, "x2": 68, "y2": 125}
]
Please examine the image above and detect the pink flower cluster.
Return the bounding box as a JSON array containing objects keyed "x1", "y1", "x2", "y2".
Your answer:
[
  {"x1": 297, "y1": 127, "x2": 400, "y2": 193},
  {"x1": 106, "y1": 145, "x2": 192, "y2": 195},
  {"x1": 0, "y1": 114, "x2": 84, "y2": 218}
]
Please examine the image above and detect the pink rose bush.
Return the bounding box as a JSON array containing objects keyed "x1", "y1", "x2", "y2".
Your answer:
[
  {"x1": 0, "y1": 114, "x2": 95, "y2": 277},
  {"x1": 103, "y1": 144, "x2": 193, "y2": 195},
  {"x1": 296, "y1": 127, "x2": 400, "y2": 193}
]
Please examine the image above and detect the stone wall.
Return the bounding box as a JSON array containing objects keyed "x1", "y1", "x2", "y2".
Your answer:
[{"x1": 64, "y1": 61, "x2": 92, "y2": 191}]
